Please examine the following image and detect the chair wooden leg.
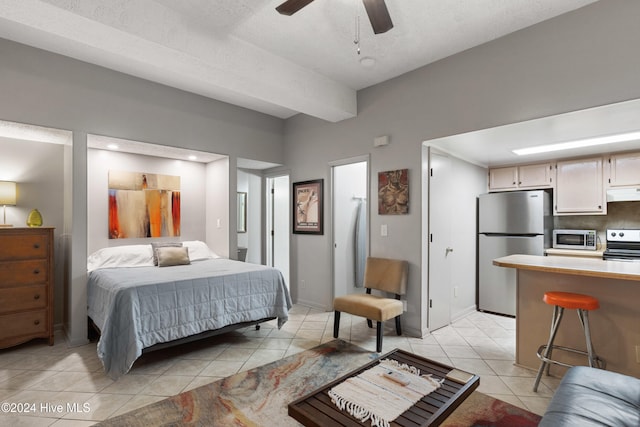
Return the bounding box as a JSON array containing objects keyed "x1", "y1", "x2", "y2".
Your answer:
[
  {"x1": 376, "y1": 321, "x2": 383, "y2": 352},
  {"x1": 367, "y1": 319, "x2": 373, "y2": 328},
  {"x1": 395, "y1": 316, "x2": 402, "y2": 336},
  {"x1": 333, "y1": 311, "x2": 341, "y2": 339}
]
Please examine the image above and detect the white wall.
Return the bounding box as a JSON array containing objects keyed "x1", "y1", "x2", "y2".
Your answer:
[
  {"x1": 0, "y1": 137, "x2": 66, "y2": 325},
  {"x1": 87, "y1": 147, "x2": 209, "y2": 254},
  {"x1": 206, "y1": 158, "x2": 230, "y2": 258},
  {"x1": 237, "y1": 169, "x2": 262, "y2": 263},
  {"x1": 447, "y1": 156, "x2": 487, "y2": 320},
  {"x1": 333, "y1": 161, "x2": 367, "y2": 299}
]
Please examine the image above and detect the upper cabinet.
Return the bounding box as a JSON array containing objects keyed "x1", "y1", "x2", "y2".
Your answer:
[
  {"x1": 554, "y1": 156, "x2": 605, "y2": 215},
  {"x1": 488, "y1": 163, "x2": 553, "y2": 191},
  {"x1": 488, "y1": 166, "x2": 517, "y2": 190},
  {"x1": 608, "y1": 151, "x2": 640, "y2": 187}
]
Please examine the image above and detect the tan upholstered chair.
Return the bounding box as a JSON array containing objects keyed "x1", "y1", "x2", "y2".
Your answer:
[{"x1": 333, "y1": 257, "x2": 408, "y2": 352}]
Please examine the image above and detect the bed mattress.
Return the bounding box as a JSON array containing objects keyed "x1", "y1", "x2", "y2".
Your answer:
[{"x1": 87, "y1": 258, "x2": 291, "y2": 379}]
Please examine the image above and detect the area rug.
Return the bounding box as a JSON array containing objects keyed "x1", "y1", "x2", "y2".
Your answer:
[{"x1": 95, "y1": 340, "x2": 541, "y2": 427}]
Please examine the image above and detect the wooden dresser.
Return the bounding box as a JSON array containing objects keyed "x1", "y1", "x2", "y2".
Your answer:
[{"x1": 0, "y1": 227, "x2": 54, "y2": 348}]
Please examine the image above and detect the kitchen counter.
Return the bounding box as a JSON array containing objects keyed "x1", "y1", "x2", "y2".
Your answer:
[
  {"x1": 494, "y1": 254, "x2": 640, "y2": 281},
  {"x1": 544, "y1": 248, "x2": 604, "y2": 258},
  {"x1": 493, "y1": 254, "x2": 640, "y2": 377}
]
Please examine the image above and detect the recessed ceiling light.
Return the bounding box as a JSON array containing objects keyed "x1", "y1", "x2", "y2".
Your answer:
[
  {"x1": 188, "y1": 155, "x2": 197, "y2": 161},
  {"x1": 512, "y1": 131, "x2": 640, "y2": 155},
  {"x1": 359, "y1": 57, "x2": 376, "y2": 68},
  {"x1": 107, "y1": 144, "x2": 119, "y2": 150}
]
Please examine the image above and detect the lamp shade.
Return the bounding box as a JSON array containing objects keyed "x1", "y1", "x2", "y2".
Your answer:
[{"x1": 0, "y1": 181, "x2": 17, "y2": 205}]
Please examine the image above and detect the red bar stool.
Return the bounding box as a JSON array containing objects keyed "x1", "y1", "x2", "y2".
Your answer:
[{"x1": 533, "y1": 291, "x2": 605, "y2": 392}]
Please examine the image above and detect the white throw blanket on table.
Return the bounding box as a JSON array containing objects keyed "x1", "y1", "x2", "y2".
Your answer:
[{"x1": 328, "y1": 359, "x2": 443, "y2": 427}]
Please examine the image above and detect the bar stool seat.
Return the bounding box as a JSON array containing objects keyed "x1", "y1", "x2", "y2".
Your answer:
[{"x1": 533, "y1": 291, "x2": 605, "y2": 392}]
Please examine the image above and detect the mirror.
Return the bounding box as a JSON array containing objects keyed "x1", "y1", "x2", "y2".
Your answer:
[{"x1": 237, "y1": 192, "x2": 247, "y2": 233}]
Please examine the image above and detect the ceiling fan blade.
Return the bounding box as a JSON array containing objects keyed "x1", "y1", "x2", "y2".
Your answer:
[
  {"x1": 362, "y1": 0, "x2": 393, "y2": 34},
  {"x1": 276, "y1": 0, "x2": 315, "y2": 16}
]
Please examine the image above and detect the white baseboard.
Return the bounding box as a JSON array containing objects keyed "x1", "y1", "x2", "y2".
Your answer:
[{"x1": 451, "y1": 304, "x2": 477, "y2": 323}]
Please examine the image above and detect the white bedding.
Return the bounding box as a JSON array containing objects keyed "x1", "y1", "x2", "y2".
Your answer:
[{"x1": 87, "y1": 254, "x2": 291, "y2": 379}]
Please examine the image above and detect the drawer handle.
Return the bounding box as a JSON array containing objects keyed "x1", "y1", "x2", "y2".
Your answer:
[
  {"x1": 34, "y1": 320, "x2": 40, "y2": 326},
  {"x1": 34, "y1": 294, "x2": 40, "y2": 300},
  {"x1": 33, "y1": 269, "x2": 40, "y2": 275},
  {"x1": 34, "y1": 244, "x2": 40, "y2": 249}
]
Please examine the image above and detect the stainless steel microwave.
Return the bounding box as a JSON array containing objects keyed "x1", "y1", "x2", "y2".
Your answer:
[{"x1": 552, "y1": 229, "x2": 597, "y2": 250}]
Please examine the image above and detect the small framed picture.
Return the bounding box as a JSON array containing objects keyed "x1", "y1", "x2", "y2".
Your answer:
[
  {"x1": 378, "y1": 169, "x2": 409, "y2": 214},
  {"x1": 293, "y1": 179, "x2": 323, "y2": 234}
]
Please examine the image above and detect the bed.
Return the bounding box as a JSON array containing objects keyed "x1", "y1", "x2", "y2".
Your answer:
[{"x1": 87, "y1": 241, "x2": 292, "y2": 379}]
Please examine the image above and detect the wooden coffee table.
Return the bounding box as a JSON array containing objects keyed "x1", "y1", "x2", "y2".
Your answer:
[{"x1": 288, "y1": 348, "x2": 480, "y2": 427}]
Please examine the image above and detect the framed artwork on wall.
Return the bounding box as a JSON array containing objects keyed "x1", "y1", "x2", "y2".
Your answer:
[
  {"x1": 378, "y1": 169, "x2": 409, "y2": 214},
  {"x1": 293, "y1": 179, "x2": 323, "y2": 234},
  {"x1": 108, "y1": 170, "x2": 181, "y2": 239}
]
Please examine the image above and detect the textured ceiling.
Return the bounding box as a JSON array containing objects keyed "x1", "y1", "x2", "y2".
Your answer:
[{"x1": 0, "y1": 0, "x2": 596, "y2": 122}]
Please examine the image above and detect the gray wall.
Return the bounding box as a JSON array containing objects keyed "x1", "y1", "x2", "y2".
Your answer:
[
  {"x1": 0, "y1": 38, "x2": 285, "y2": 345},
  {"x1": 283, "y1": 0, "x2": 640, "y2": 336},
  {"x1": 2, "y1": 0, "x2": 640, "y2": 342}
]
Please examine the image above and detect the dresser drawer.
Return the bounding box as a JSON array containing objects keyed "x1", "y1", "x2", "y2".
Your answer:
[
  {"x1": 0, "y1": 260, "x2": 49, "y2": 288},
  {"x1": 0, "y1": 285, "x2": 47, "y2": 313},
  {"x1": 0, "y1": 310, "x2": 47, "y2": 341},
  {"x1": 0, "y1": 233, "x2": 48, "y2": 261}
]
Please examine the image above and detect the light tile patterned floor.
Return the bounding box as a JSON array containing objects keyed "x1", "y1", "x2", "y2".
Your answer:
[{"x1": 0, "y1": 305, "x2": 558, "y2": 425}]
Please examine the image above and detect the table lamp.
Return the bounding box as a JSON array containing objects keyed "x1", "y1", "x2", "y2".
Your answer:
[{"x1": 0, "y1": 181, "x2": 17, "y2": 227}]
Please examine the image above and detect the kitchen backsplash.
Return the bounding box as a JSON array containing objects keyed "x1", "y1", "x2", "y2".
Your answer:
[{"x1": 554, "y1": 201, "x2": 640, "y2": 249}]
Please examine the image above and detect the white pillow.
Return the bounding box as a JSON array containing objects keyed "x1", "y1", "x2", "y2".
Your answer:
[
  {"x1": 87, "y1": 245, "x2": 154, "y2": 272},
  {"x1": 182, "y1": 240, "x2": 219, "y2": 261}
]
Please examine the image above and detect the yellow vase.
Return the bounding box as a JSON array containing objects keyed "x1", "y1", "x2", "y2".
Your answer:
[{"x1": 27, "y1": 209, "x2": 43, "y2": 227}]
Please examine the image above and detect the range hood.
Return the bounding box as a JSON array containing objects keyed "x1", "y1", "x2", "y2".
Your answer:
[{"x1": 606, "y1": 187, "x2": 640, "y2": 202}]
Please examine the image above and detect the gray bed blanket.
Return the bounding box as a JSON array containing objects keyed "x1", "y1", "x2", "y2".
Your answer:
[{"x1": 87, "y1": 258, "x2": 292, "y2": 379}]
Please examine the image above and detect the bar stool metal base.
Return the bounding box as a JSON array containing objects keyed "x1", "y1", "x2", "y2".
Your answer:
[{"x1": 533, "y1": 305, "x2": 605, "y2": 392}]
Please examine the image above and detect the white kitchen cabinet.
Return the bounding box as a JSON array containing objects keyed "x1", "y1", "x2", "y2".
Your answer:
[
  {"x1": 608, "y1": 151, "x2": 640, "y2": 187},
  {"x1": 554, "y1": 156, "x2": 605, "y2": 215},
  {"x1": 517, "y1": 163, "x2": 554, "y2": 188},
  {"x1": 488, "y1": 166, "x2": 518, "y2": 190},
  {"x1": 488, "y1": 163, "x2": 553, "y2": 191}
]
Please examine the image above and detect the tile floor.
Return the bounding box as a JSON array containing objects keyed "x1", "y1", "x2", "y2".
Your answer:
[{"x1": 0, "y1": 305, "x2": 559, "y2": 426}]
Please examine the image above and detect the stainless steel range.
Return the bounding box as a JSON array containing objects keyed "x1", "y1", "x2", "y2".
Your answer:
[{"x1": 603, "y1": 229, "x2": 640, "y2": 261}]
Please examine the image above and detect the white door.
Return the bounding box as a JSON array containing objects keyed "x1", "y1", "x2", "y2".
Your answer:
[
  {"x1": 332, "y1": 160, "x2": 368, "y2": 299},
  {"x1": 428, "y1": 151, "x2": 452, "y2": 331},
  {"x1": 267, "y1": 175, "x2": 290, "y2": 289}
]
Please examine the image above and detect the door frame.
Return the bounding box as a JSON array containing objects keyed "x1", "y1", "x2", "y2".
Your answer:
[{"x1": 265, "y1": 172, "x2": 290, "y2": 290}]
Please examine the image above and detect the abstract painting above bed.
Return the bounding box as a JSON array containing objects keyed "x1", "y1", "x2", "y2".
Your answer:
[
  {"x1": 86, "y1": 242, "x2": 292, "y2": 379},
  {"x1": 108, "y1": 170, "x2": 181, "y2": 239}
]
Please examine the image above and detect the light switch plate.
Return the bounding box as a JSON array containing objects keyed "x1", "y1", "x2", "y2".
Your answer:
[{"x1": 381, "y1": 224, "x2": 388, "y2": 236}]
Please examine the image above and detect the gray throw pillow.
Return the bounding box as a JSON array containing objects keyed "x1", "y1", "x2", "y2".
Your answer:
[
  {"x1": 151, "y1": 242, "x2": 183, "y2": 265},
  {"x1": 156, "y1": 246, "x2": 190, "y2": 267}
]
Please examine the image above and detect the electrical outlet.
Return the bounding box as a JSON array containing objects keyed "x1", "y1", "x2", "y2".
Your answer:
[
  {"x1": 402, "y1": 300, "x2": 407, "y2": 311},
  {"x1": 636, "y1": 345, "x2": 640, "y2": 363},
  {"x1": 301, "y1": 279, "x2": 305, "y2": 288},
  {"x1": 453, "y1": 286, "x2": 459, "y2": 298}
]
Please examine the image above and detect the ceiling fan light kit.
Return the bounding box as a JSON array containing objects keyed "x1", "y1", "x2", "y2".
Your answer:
[{"x1": 276, "y1": 0, "x2": 393, "y2": 34}]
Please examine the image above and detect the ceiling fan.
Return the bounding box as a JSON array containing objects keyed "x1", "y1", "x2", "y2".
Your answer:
[{"x1": 276, "y1": 0, "x2": 393, "y2": 34}]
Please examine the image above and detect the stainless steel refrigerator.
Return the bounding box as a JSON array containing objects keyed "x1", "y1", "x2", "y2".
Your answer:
[{"x1": 477, "y1": 190, "x2": 552, "y2": 316}]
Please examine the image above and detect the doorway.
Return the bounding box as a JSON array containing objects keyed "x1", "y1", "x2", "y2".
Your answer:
[
  {"x1": 331, "y1": 157, "x2": 369, "y2": 299},
  {"x1": 266, "y1": 174, "x2": 290, "y2": 289},
  {"x1": 427, "y1": 150, "x2": 453, "y2": 331}
]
